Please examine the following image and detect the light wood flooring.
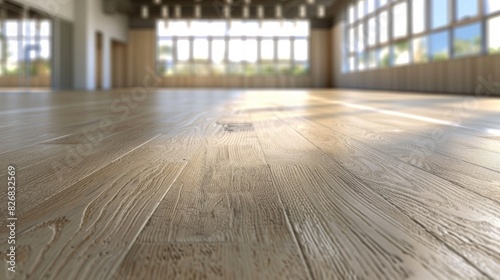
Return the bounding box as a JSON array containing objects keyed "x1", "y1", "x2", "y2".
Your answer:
[{"x1": 0, "y1": 89, "x2": 500, "y2": 280}]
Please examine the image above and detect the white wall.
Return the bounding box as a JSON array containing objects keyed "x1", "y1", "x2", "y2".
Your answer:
[
  {"x1": 10, "y1": 0, "x2": 75, "y2": 22},
  {"x1": 73, "y1": 0, "x2": 128, "y2": 90}
]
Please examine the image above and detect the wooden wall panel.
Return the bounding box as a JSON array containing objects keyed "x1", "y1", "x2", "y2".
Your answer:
[{"x1": 112, "y1": 40, "x2": 128, "y2": 88}]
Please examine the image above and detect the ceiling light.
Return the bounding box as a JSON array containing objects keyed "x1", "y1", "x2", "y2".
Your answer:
[
  {"x1": 194, "y1": 5, "x2": 201, "y2": 18},
  {"x1": 153, "y1": 0, "x2": 161, "y2": 5},
  {"x1": 257, "y1": 5, "x2": 264, "y2": 19},
  {"x1": 224, "y1": 6, "x2": 231, "y2": 18},
  {"x1": 243, "y1": 6, "x2": 250, "y2": 19},
  {"x1": 161, "y1": 5, "x2": 168, "y2": 18},
  {"x1": 175, "y1": 5, "x2": 181, "y2": 18},
  {"x1": 141, "y1": 5, "x2": 149, "y2": 19},
  {"x1": 317, "y1": 5, "x2": 325, "y2": 18},
  {"x1": 275, "y1": 5, "x2": 282, "y2": 18},
  {"x1": 299, "y1": 5, "x2": 306, "y2": 18},
  {"x1": 307, "y1": 0, "x2": 315, "y2": 4}
]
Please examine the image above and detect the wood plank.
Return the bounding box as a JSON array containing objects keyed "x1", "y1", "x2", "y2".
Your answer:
[
  {"x1": 114, "y1": 243, "x2": 310, "y2": 280},
  {"x1": 272, "y1": 108, "x2": 500, "y2": 277}
]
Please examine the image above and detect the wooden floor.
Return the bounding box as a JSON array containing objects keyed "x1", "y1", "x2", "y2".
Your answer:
[{"x1": 1, "y1": 89, "x2": 500, "y2": 279}]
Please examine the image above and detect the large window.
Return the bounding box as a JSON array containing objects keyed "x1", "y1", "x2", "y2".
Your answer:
[
  {"x1": 0, "y1": 19, "x2": 51, "y2": 77},
  {"x1": 343, "y1": 0, "x2": 500, "y2": 73},
  {"x1": 156, "y1": 20, "x2": 310, "y2": 76}
]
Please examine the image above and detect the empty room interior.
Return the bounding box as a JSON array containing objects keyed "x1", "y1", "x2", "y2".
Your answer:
[{"x1": 1, "y1": 0, "x2": 500, "y2": 279}]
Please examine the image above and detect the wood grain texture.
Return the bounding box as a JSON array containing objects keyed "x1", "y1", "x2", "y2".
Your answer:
[{"x1": 1, "y1": 89, "x2": 499, "y2": 279}]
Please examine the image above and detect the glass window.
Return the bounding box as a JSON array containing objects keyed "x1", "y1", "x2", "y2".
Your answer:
[
  {"x1": 358, "y1": 0, "x2": 365, "y2": 19},
  {"x1": 349, "y1": 5, "x2": 356, "y2": 24},
  {"x1": 412, "y1": 0, "x2": 426, "y2": 34},
  {"x1": 379, "y1": 0, "x2": 388, "y2": 7},
  {"x1": 393, "y1": 2, "x2": 408, "y2": 39},
  {"x1": 368, "y1": 50, "x2": 377, "y2": 69},
  {"x1": 294, "y1": 39, "x2": 308, "y2": 61},
  {"x1": 358, "y1": 53, "x2": 366, "y2": 70},
  {"x1": 261, "y1": 39, "x2": 274, "y2": 60},
  {"x1": 367, "y1": 17, "x2": 377, "y2": 46},
  {"x1": 430, "y1": 30, "x2": 450, "y2": 61},
  {"x1": 278, "y1": 40, "x2": 291, "y2": 61},
  {"x1": 488, "y1": 16, "x2": 500, "y2": 54},
  {"x1": 229, "y1": 39, "x2": 244, "y2": 62},
  {"x1": 413, "y1": 36, "x2": 428, "y2": 63},
  {"x1": 5, "y1": 21, "x2": 19, "y2": 37},
  {"x1": 244, "y1": 40, "x2": 258, "y2": 62},
  {"x1": 432, "y1": 0, "x2": 449, "y2": 29},
  {"x1": 456, "y1": 0, "x2": 478, "y2": 22},
  {"x1": 211, "y1": 40, "x2": 226, "y2": 63},
  {"x1": 485, "y1": 0, "x2": 500, "y2": 14},
  {"x1": 158, "y1": 40, "x2": 173, "y2": 61},
  {"x1": 193, "y1": 39, "x2": 209, "y2": 61},
  {"x1": 453, "y1": 22, "x2": 482, "y2": 57},
  {"x1": 157, "y1": 20, "x2": 309, "y2": 76},
  {"x1": 393, "y1": 41, "x2": 410, "y2": 65},
  {"x1": 379, "y1": 11, "x2": 389, "y2": 43},
  {"x1": 349, "y1": 27, "x2": 356, "y2": 52},
  {"x1": 367, "y1": 0, "x2": 376, "y2": 14},
  {"x1": 176, "y1": 39, "x2": 190, "y2": 61},
  {"x1": 379, "y1": 47, "x2": 390, "y2": 67},
  {"x1": 357, "y1": 23, "x2": 365, "y2": 52},
  {"x1": 349, "y1": 55, "x2": 356, "y2": 72}
]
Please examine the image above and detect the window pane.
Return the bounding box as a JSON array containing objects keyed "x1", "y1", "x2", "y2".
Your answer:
[
  {"x1": 357, "y1": 0, "x2": 365, "y2": 19},
  {"x1": 432, "y1": 0, "x2": 449, "y2": 29},
  {"x1": 379, "y1": 47, "x2": 390, "y2": 67},
  {"x1": 190, "y1": 21, "x2": 208, "y2": 36},
  {"x1": 23, "y1": 20, "x2": 36, "y2": 37},
  {"x1": 261, "y1": 40, "x2": 274, "y2": 60},
  {"x1": 6, "y1": 41, "x2": 19, "y2": 74},
  {"x1": 457, "y1": 0, "x2": 478, "y2": 21},
  {"x1": 208, "y1": 21, "x2": 227, "y2": 36},
  {"x1": 158, "y1": 40, "x2": 173, "y2": 61},
  {"x1": 412, "y1": 0, "x2": 426, "y2": 34},
  {"x1": 393, "y1": 2, "x2": 408, "y2": 39},
  {"x1": 379, "y1": 0, "x2": 388, "y2": 8},
  {"x1": 379, "y1": 11, "x2": 388, "y2": 43},
  {"x1": 393, "y1": 41, "x2": 410, "y2": 65},
  {"x1": 5, "y1": 21, "x2": 19, "y2": 37},
  {"x1": 413, "y1": 36, "x2": 428, "y2": 63},
  {"x1": 485, "y1": 0, "x2": 500, "y2": 14},
  {"x1": 367, "y1": 0, "x2": 375, "y2": 14},
  {"x1": 367, "y1": 17, "x2": 377, "y2": 46},
  {"x1": 349, "y1": 5, "x2": 356, "y2": 24},
  {"x1": 261, "y1": 21, "x2": 281, "y2": 36},
  {"x1": 357, "y1": 23, "x2": 365, "y2": 52},
  {"x1": 295, "y1": 21, "x2": 310, "y2": 36},
  {"x1": 193, "y1": 39, "x2": 209, "y2": 61},
  {"x1": 349, "y1": 27, "x2": 356, "y2": 52},
  {"x1": 488, "y1": 16, "x2": 500, "y2": 54},
  {"x1": 211, "y1": 40, "x2": 226, "y2": 63},
  {"x1": 229, "y1": 39, "x2": 243, "y2": 62},
  {"x1": 358, "y1": 53, "x2": 366, "y2": 70},
  {"x1": 177, "y1": 39, "x2": 190, "y2": 61},
  {"x1": 40, "y1": 20, "x2": 51, "y2": 37},
  {"x1": 349, "y1": 55, "x2": 356, "y2": 72},
  {"x1": 453, "y1": 22, "x2": 482, "y2": 57},
  {"x1": 430, "y1": 31, "x2": 449, "y2": 61},
  {"x1": 294, "y1": 39, "x2": 308, "y2": 61},
  {"x1": 243, "y1": 39, "x2": 258, "y2": 62},
  {"x1": 278, "y1": 40, "x2": 291, "y2": 61},
  {"x1": 278, "y1": 21, "x2": 296, "y2": 37},
  {"x1": 368, "y1": 50, "x2": 377, "y2": 69}
]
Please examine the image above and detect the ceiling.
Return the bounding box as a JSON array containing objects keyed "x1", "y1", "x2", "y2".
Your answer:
[{"x1": 120, "y1": 0, "x2": 338, "y2": 20}]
